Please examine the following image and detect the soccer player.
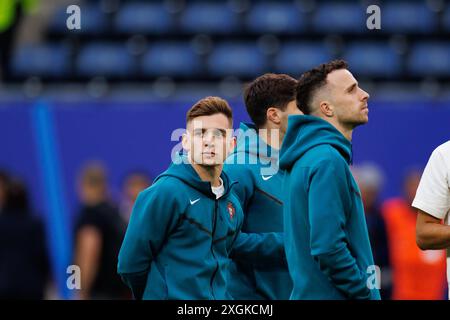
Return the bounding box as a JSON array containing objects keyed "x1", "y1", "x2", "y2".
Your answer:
[
  {"x1": 279, "y1": 60, "x2": 381, "y2": 299},
  {"x1": 414, "y1": 140, "x2": 450, "y2": 298},
  {"x1": 224, "y1": 73, "x2": 301, "y2": 299},
  {"x1": 117, "y1": 96, "x2": 244, "y2": 299}
]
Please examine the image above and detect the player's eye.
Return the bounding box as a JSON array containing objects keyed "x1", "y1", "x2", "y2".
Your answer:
[
  {"x1": 212, "y1": 129, "x2": 225, "y2": 138},
  {"x1": 193, "y1": 129, "x2": 203, "y2": 137}
]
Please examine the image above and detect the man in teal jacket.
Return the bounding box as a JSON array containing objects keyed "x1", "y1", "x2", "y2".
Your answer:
[
  {"x1": 118, "y1": 96, "x2": 283, "y2": 299},
  {"x1": 279, "y1": 60, "x2": 381, "y2": 300},
  {"x1": 224, "y1": 74, "x2": 302, "y2": 299}
]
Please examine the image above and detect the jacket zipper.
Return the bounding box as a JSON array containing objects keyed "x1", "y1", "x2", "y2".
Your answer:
[{"x1": 209, "y1": 199, "x2": 219, "y2": 299}]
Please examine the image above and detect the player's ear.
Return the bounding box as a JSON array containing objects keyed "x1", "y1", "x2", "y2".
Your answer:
[
  {"x1": 181, "y1": 131, "x2": 190, "y2": 152},
  {"x1": 319, "y1": 101, "x2": 333, "y2": 117},
  {"x1": 224, "y1": 132, "x2": 236, "y2": 159},
  {"x1": 266, "y1": 107, "x2": 281, "y2": 125},
  {"x1": 230, "y1": 136, "x2": 237, "y2": 152}
]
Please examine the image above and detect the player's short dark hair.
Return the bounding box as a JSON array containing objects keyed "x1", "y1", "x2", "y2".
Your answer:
[
  {"x1": 186, "y1": 96, "x2": 233, "y2": 126},
  {"x1": 296, "y1": 59, "x2": 349, "y2": 115},
  {"x1": 244, "y1": 73, "x2": 298, "y2": 128}
]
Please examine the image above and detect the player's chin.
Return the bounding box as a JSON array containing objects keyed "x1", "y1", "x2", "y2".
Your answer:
[
  {"x1": 357, "y1": 114, "x2": 369, "y2": 124},
  {"x1": 201, "y1": 157, "x2": 224, "y2": 166},
  {"x1": 350, "y1": 117, "x2": 368, "y2": 128}
]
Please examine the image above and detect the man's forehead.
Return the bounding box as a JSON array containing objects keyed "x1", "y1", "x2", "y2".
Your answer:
[
  {"x1": 326, "y1": 69, "x2": 356, "y2": 89},
  {"x1": 187, "y1": 116, "x2": 232, "y2": 130}
]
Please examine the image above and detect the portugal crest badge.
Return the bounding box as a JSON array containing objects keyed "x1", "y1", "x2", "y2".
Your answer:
[{"x1": 227, "y1": 202, "x2": 235, "y2": 220}]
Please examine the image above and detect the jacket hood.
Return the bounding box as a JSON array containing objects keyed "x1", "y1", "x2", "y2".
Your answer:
[
  {"x1": 231, "y1": 122, "x2": 278, "y2": 160},
  {"x1": 279, "y1": 115, "x2": 352, "y2": 171}
]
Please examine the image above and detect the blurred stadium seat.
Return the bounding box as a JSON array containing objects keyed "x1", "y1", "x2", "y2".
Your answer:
[
  {"x1": 114, "y1": 3, "x2": 173, "y2": 34},
  {"x1": 245, "y1": 2, "x2": 306, "y2": 34},
  {"x1": 207, "y1": 42, "x2": 267, "y2": 77},
  {"x1": 382, "y1": 2, "x2": 437, "y2": 33},
  {"x1": 274, "y1": 42, "x2": 333, "y2": 75},
  {"x1": 408, "y1": 42, "x2": 450, "y2": 77},
  {"x1": 312, "y1": 2, "x2": 366, "y2": 33},
  {"x1": 141, "y1": 42, "x2": 202, "y2": 77},
  {"x1": 344, "y1": 42, "x2": 402, "y2": 78},
  {"x1": 443, "y1": 5, "x2": 450, "y2": 32},
  {"x1": 11, "y1": 44, "x2": 71, "y2": 78},
  {"x1": 76, "y1": 43, "x2": 135, "y2": 78},
  {"x1": 179, "y1": 2, "x2": 240, "y2": 34}
]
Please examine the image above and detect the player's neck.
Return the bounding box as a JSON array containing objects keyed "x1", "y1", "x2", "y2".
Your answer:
[
  {"x1": 258, "y1": 124, "x2": 282, "y2": 150},
  {"x1": 322, "y1": 117, "x2": 353, "y2": 141},
  {"x1": 190, "y1": 161, "x2": 222, "y2": 187}
]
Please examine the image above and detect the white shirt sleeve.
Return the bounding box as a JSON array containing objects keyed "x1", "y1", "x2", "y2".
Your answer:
[{"x1": 412, "y1": 147, "x2": 450, "y2": 220}]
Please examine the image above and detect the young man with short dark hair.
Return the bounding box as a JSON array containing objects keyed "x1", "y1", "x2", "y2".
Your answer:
[
  {"x1": 224, "y1": 73, "x2": 301, "y2": 299},
  {"x1": 118, "y1": 96, "x2": 244, "y2": 300}
]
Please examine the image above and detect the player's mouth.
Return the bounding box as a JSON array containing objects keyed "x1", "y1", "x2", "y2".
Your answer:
[{"x1": 202, "y1": 151, "x2": 216, "y2": 157}]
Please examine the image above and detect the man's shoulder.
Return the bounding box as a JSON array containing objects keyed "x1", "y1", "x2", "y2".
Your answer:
[
  {"x1": 428, "y1": 140, "x2": 450, "y2": 173},
  {"x1": 138, "y1": 176, "x2": 187, "y2": 202},
  {"x1": 299, "y1": 144, "x2": 347, "y2": 167},
  {"x1": 435, "y1": 140, "x2": 450, "y2": 158}
]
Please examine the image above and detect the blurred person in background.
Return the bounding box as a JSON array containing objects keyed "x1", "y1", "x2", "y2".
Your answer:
[
  {"x1": 0, "y1": 0, "x2": 36, "y2": 81},
  {"x1": 382, "y1": 168, "x2": 447, "y2": 299},
  {"x1": 0, "y1": 171, "x2": 10, "y2": 213},
  {"x1": 0, "y1": 174, "x2": 50, "y2": 299},
  {"x1": 119, "y1": 171, "x2": 152, "y2": 223},
  {"x1": 73, "y1": 162, "x2": 128, "y2": 300},
  {"x1": 352, "y1": 163, "x2": 392, "y2": 299}
]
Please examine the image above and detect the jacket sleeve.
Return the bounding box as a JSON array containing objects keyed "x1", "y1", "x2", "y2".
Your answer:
[
  {"x1": 224, "y1": 164, "x2": 286, "y2": 265},
  {"x1": 230, "y1": 231, "x2": 286, "y2": 265},
  {"x1": 117, "y1": 182, "x2": 180, "y2": 299},
  {"x1": 308, "y1": 159, "x2": 371, "y2": 300}
]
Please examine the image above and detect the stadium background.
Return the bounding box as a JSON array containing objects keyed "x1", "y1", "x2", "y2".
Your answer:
[{"x1": 0, "y1": 0, "x2": 449, "y2": 299}]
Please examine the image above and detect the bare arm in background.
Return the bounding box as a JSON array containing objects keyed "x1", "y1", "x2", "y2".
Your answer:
[{"x1": 416, "y1": 209, "x2": 450, "y2": 250}]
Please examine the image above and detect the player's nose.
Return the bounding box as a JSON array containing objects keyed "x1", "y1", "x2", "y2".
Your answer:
[
  {"x1": 203, "y1": 133, "x2": 215, "y2": 146},
  {"x1": 360, "y1": 88, "x2": 370, "y2": 101}
]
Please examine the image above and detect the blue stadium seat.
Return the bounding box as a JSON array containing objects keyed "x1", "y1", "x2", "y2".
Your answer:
[
  {"x1": 76, "y1": 43, "x2": 135, "y2": 77},
  {"x1": 49, "y1": 4, "x2": 108, "y2": 34},
  {"x1": 274, "y1": 42, "x2": 333, "y2": 74},
  {"x1": 344, "y1": 42, "x2": 402, "y2": 78},
  {"x1": 208, "y1": 43, "x2": 267, "y2": 77},
  {"x1": 11, "y1": 44, "x2": 71, "y2": 78},
  {"x1": 312, "y1": 3, "x2": 366, "y2": 33},
  {"x1": 382, "y1": 3, "x2": 437, "y2": 33},
  {"x1": 141, "y1": 43, "x2": 202, "y2": 77},
  {"x1": 246, "y1": 2, "x2": 306, "y2": 34},
  {"x1": 180, "y1": 3, "x2": 239, "y2": 34},
  {"x1": 443, "y1": 6, "x2": 450, "y2": 32},
  {"x1": 408, "y1": 42, "x2": 450, "y2": 77},
  {"x1": 114, "y1": 3, "x2": 172, "y2": 34}
]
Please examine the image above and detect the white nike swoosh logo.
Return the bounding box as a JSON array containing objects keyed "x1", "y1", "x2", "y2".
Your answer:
[
  {"x1": 261, "y1": 175, "x2": 274, "y2": 181},
  {"x1": 190, "y1": 198, "x2": 201, "y2": 205}
]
